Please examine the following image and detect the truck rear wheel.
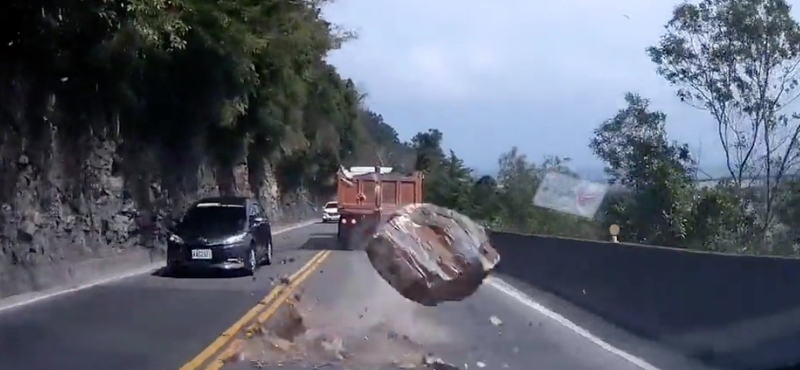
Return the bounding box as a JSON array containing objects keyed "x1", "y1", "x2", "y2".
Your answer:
[{"x1": 336, "y1": 224, "x2": 346, "y2": 250}]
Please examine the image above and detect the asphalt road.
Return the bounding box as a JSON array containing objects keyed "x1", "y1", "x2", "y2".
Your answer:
[
  {"x1": 0, "y1": 222, "x2": 323, "y2": 370},
  {"x1": 0, "y1": 222, "x2": 708, "y2": 370}
]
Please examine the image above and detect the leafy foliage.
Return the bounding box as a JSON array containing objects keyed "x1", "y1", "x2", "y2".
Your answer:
[
  {"x1": 648, "y1": 0, "x2": 800, "y2": 243},
  {"x1": 589, "y1": 93, "x2": 697, "y2": 247},
  {"x1": 0, "y1": 0, "x2": 402, "y2": 205}
]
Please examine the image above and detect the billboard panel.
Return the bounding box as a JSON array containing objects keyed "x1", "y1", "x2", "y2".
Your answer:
[{"x1": 533, "y1": 172, "x2": 609, "y2": 219}]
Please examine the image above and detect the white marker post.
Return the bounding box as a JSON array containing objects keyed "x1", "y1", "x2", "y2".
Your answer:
[{"x1": 609, "y1": 224, "x2": 620, "y2": 243}]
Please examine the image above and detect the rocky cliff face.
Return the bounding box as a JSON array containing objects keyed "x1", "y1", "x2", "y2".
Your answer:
[{"x1": 0, "y1": 125, "x2": 319, "y2": 299}]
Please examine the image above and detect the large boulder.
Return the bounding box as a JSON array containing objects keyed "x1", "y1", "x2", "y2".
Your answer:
[{"x1": 364, "y1": 203, "x2": 500, "y2": 306}]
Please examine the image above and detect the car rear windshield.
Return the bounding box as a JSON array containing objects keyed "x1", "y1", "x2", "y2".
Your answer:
[
  {"x1": 325, "y1": 202, "x2": 337, "y2": 208},
  {"x1": 178, "y1": 204, "x2": 246, "y2": 234}
]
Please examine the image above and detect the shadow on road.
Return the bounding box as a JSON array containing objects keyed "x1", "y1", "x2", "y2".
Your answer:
[
  {"x1": 150, "y1": 267, "x2": 250, "y2": 279},
  {"x1": 299, "y1": 235, "x2": 341, "y2": 251},
  {"x1": 300, "y1": 233, "x2": 368, "y2": 252}
]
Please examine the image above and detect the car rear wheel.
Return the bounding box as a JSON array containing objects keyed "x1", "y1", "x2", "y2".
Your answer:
[
  {"x1": 167, "y1": 262, "x2": 184, "y2": 277},
  {"x1": 263, "y1": 239, "x2": 273, "y2": 265},
  {"x1": 243, "y1": 246, "x2": 257, "y2": 276}
]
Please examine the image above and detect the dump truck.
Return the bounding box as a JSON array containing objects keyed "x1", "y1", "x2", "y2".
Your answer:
[{"x1": 335, "y1": 166, "x2": 424, "y2": 249}]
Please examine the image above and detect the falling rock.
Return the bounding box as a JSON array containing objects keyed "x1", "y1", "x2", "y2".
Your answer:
[{"x1": 365, "y1": 203, "x2": 500, "y2": 306}]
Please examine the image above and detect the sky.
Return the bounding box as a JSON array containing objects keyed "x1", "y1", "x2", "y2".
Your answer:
[{"x1": 321, "y1": 0, "x2": 753, "y2": 178}]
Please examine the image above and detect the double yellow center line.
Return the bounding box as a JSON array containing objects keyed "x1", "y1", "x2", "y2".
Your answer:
[{"x1": 178, "y1": 250, "x2": 331, "y2": 370}]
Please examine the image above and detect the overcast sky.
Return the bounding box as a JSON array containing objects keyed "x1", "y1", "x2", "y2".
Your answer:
[{"x1": 322, "y1": 0, "x2": 755, "y2": 176}]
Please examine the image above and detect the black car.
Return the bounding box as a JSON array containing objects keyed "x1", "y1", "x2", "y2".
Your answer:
[{"x1": 166, "y1": 196, "x2": 273, "y2": 275}]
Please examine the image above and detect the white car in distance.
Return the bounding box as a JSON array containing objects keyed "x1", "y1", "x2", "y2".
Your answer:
[{"x1": 322, "y1": 201, "x2": 340, "y2": 223}]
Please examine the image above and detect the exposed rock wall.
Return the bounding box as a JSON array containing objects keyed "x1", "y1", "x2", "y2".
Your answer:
[{"x1": 0, "y1": 126, "x2": 319, "y2": 298}]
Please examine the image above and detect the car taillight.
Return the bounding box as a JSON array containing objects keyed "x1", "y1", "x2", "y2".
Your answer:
[{"x1": 340, "y1": 217, "x2": 356, "y2": 224}]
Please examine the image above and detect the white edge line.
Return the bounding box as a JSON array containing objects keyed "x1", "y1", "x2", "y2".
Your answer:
[
  {"x1": 0, "y1": 262, "x2": 164, "y2": 314},
  {"x1": 487, "y1": 277, "x2": 662, "y2": 370},
  {"x1": 0, "y1": 219, "x2": 319, "y2": 314}
]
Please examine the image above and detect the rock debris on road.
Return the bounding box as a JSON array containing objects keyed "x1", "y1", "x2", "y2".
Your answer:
[{"x1": 233, "y1": 205, "x2": 502, "y2": 369}]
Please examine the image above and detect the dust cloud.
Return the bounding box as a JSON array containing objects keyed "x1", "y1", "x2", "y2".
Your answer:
[
  {"x1": 236, "y1": 253, "x2": 459, "y2": 369},
  {"x1": 232, "y1": 204, "x2": 501, "y2": 369}
]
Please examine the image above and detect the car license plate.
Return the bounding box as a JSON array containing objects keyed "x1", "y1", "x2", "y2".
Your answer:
[{"x1": 191, "y1": 249, "x2": 212, "y2": 260}]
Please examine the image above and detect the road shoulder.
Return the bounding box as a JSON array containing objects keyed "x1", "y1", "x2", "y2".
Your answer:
[{"x1": 491, "y1": 273, "x2": 722, "y2": 370}]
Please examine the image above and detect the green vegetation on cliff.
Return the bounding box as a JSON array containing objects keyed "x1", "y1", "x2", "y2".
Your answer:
[{"x1": 0, "y1": 0, "x2": 397, "y2": 204}]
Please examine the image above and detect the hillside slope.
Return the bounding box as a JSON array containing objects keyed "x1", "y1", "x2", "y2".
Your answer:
[{"x1": 0, "y1": 0, "x2": 405, "y2": 298}]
